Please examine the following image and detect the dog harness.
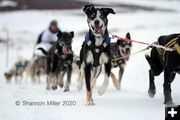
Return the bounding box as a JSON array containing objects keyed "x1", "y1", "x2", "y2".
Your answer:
[
  {"x1": 85, "y1": 32, "x2": 110, "y2": 67},
  {"x1": 156, "y1": 36, "x2": 180, "y2": 62}
]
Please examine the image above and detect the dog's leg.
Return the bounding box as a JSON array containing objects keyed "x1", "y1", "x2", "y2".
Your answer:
[
  {"x1": 58, "y1": 71, "x2": 65, "y2": 88},
  {"x1": 85, "y1": 64, "x2": 94, "y2": 105},
  {"x1": 15, "y1": 74, "x2": 18, "y2": 84},
  {"x1": 64, "y1": 66, "x2": 72, "y2": 92},
  {"x1": 37, "y1": 71, "x2": 41, "y2": 84},
  {"x1": 148, "y1": 69, "x2": 156, "y2": 97},
  {"x1": 19, "y1": 73, "x2": 23, "y2": 84},
  {"x1": 118, "y1": 64, "x2": 125, "y2": 90},
  {"x1": 77, "y1": 66, "x2": 84, "y2": 91},
  {"x1": 91, "y1": 66, "x2": 101, "y2": 89},
  {"x1": 51, "y1": 73, "x2": 58, "y2": 90},
  {"x1": 98, "y1": 63, "x2": 111, "y2": 96},
  {"x1": 110, "y1": 71, "x2": 120, "y2": 90},
  {"x1": 163, "y1": 67, "x2": 175, "y2": 105},
  {"x1": 46, "y1": 74, "x2": 51, "y2": 90}
]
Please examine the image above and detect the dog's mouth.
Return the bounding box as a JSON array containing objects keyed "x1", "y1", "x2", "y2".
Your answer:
[
  {"x1": 122, "y1": 48, "x2": 131, "y2": 60},
  {"x1": 91, "y1": 24, "x2": 103, "y2": 34},
  {"x1": 62, "y1": 46, "x2": 69, "y2": 55}
]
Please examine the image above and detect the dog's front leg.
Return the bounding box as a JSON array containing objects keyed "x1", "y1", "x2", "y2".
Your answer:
[
  {"x1": 118, "y1": 64, "x2": 125, "y2": 90},
  {"x1": 163, "y1": 67, "x2": 175, "y2": 105},
  {"x1": 51, "y1": 73, "x2": 58, "y2": 90},
  {"x1": 85, "y1": 64, "x2": 94, "y2": 105},
  {"x1": 91, "y1": 66, "x2": 101, "y2": 89},
  {"x1": 46, "y1": 74, "x2": 51, "y2": 90},
  {"x1": 98, "y1": 63, "x2": 111, "y2": 96},
  {"x1": 58, "y1": 71, "x2": 65, "y2": 88},
  {"x1": 64, "y1": 66, "x2": 72, "y2": 92},
  {"x1": 77, "y1": 65, "x2": 85, "y2": 91},
  {"x1": 110, "y1": 71, "x2": 120, "y2": 90}
]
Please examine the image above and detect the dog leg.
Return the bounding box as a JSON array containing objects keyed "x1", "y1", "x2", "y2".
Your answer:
[
  {"x1": 64, "y1": 66, "x2": 72, "y2": 92},
  {"x1": 37, "y1": 71, "x2": 41, "y2": 84},
  {"x1": 148, "y1": 69, "x2": 156, "y2": 97},
  {"x1": 110, "y1": 72, "x2": 120, "y2": 90},
  {"x1": 77, "y1": 71, "x2": 84, "y2": 91},
  {"x1": 163, "y1": 67, "x2": 175, "y2": 105},
  {"x1": 91, "y1": 66, "x2": 101, "y2": 89},
  {"x1": 19, "y1": 73, "x2": 23, "y2": 84},
  {"x1": 58, "y1": 71, "x2": 65, "y2": 88},
  {"x1": 118, "y1": 64, "x2": 125, "y2": 90},
  {"x1": 98, "y1": 63, "x2": 111, "y2": 96},
  {"x1": 46, "y1": 75, "x2": 51, "y2": 90},
  {"x1": 77, "y1": 63, "x2": 85, "y2": 91},
  {"x1": 51, "y1": 73, "x2": 58, "y2": 90},
  {"x1": 85, "y1": 64, "x2": 94, "y2": 105}
]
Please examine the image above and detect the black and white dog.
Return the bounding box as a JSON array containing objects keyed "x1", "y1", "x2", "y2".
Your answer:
[
  {"x1": 78, "y1": 4, "x2": 115, "y2": 105},
  {"x1": 38, "y1": 31, "x2": 74, "y2": 92},
  {"x1": 110, "y1": 33, "x2": 132, "y2": 90},
  {"x1": 145, "y1": 33, "x2": 180, "y2": 105}
]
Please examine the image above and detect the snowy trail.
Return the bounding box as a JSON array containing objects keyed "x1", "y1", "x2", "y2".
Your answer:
[{"x1": 0, "y1": 1, "x2": 180, "y2": 120}]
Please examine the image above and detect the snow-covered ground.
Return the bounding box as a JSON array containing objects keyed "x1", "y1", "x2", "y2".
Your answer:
[{"x1": 0, "y1": 0, "x2": 180, "y2": 120}]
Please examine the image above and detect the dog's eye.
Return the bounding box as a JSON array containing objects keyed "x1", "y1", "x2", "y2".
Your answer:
[
  {"x1": 90, "y1": 13, "x2": 95, "y2": 19},
  {"x1": 100, "y1": 14, "x2": 104, "y2": 18}
]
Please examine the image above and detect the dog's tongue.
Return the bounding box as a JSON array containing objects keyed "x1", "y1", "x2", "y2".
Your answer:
[
  {"x1": 62, "y1": 46, "x2": 68, "y2": 55},
  {"x1": 94, "y1": 26, "x2": 102, "y2": 34}
]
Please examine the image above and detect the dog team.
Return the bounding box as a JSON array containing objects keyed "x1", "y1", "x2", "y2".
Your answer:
[{"x1": 4, "y1": 4, "x2": 180, "y2": 105}]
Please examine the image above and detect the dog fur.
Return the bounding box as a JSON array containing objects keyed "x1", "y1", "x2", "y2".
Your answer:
[
  {"x1": 145, "y1": 33, "x2": 180, "y2": 105},
  {"x1": 110, "y1": 33, "x2": 132, "y2": 90},
  {"x1": 28, "y1": 56, "x2": 47, "y2": 83},
  {"x1": 78, "y1": 4, "x2": 116, "y2": 105},
  {"x1": 38, "y1": 31, "x2": 74, "y2": 92}
]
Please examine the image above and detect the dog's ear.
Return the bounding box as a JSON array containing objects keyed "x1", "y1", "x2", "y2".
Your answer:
[
  {"x1": 101, "y1": 8, "x2": 116, "y2": 16},
  {"x1": 57, "y1": 31, "x2": 62, "y2": 38},
  {"x1": 83, "y1": 4, "x2": 95, "y2": 15},
  {"x1": 126, "y1": 32, "x2": 131, "y2": 40},
  {"x1": 70, "y1": 31, "x2": 74, "y2": 38}
]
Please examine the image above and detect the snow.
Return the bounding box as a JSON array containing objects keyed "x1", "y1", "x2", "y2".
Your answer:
[
  {"x1": 0, "y1": 0, "x2": 180, "y2": 120},
  {"x1": 0, "y1": 0, "x2": 18, "y2": 7}
]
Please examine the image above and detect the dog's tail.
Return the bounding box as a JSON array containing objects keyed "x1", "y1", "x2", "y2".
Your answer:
[
  {"x1": 37, "y1": 47, "x2": 48, "y2": 55},
  {"x1": 145, "y1": 54, "x2": 151, "y2": 64}
]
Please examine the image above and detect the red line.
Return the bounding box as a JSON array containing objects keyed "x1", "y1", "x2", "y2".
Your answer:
[{"x1": 113, "y1": 35, "x2": 151, "y2": 46}]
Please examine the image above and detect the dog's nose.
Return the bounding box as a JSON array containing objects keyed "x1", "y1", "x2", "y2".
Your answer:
[{"x1": 94, "y1": 20, "x2": 100, "y2": 26}]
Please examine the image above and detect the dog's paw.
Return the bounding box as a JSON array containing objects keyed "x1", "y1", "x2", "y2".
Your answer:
[
  {"x1": 77, "y1": 84, "x2": 82, "y2": 92},
  {"x1": 86, "y1": 100, "x2": 95, "y2": 106},
  {"x1": 164, "y1": 100, "x2": 174, "y2": 105},
  {"x1": 116, "y1": 82, "x2": 121, "y2": 90},
  {"x1": 46, "y1": 86, "x2": 50, "y2": 90},
  {"x1": 51, "y1": 86, "x2": 57, "y2": 90},
  {"x1": 98, "y1": 87, "x2": 106, "y2": 96},
  {"x1": 148, "y1": 89, "x2": 156, "y2": 98},
  {"x1": 59, "y1": 83, "x2": 64, "y2": 88},
  {"x1": 64, "y1": 89, "x2": 69, "y2": 92}
]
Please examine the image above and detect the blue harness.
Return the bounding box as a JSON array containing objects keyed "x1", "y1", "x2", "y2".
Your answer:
[{"x1": 85, "y1": 32, "x2": 110, "y2": 67}]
